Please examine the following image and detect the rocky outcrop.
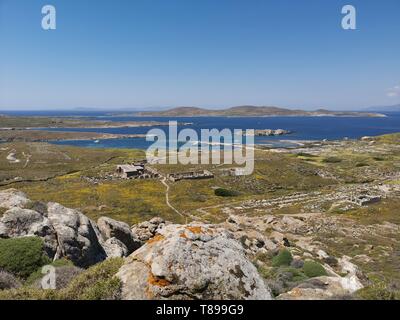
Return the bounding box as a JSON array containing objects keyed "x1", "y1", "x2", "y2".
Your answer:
[
  {"x1": 0, "y1": 189, "x2": 369, "y2": 300},
  {"x1": 131, "y1": 217, "x2": 166, "y2": 245},
  {"x1": 0, "y1": 190, "x2": 124, "y2": 267},
  {"x1": 0, "y1": 207, "x2": 58, "y2": 257},
  {"x1": 0, "y1": 189, "x2": 31, "y2": 210},
  {"x1": 97, "y1": 217, "x2": 141, "y2": 254},
  {"x1": 117, "y1": 223, "x2": 273, "y2": 300},
  {"x1": 46, "y1": 202, "x2": 107, "y2": 268}
]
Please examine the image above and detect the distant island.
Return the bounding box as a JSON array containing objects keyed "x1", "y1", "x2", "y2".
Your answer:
[
  {"x1": 129, "y1": 106, "x2": 386, "y2": 118},
  {"x1": 363, "y1": 104, "x2": 400, "y2": 113}
]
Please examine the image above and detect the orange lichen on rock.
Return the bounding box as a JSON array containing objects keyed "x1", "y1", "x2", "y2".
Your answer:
[
  {"x1": 179, "y1": 232, "x2": 188, "y2": 239},
  {"x1": 186, "y1": 226, "x2": 203, "y2": 234},
  {"x1": 148, "y1": 272, "x2": 171, "y2": 287},
  {"x1": 147, "y1": 234, "x2": 165, "y2": 244}
]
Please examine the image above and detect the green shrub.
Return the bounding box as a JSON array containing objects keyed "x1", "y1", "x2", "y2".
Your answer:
[
  {"x1": 214, "y1": 188, "x2": 240, "y2": 197},
  {"x1": 0, "y1": 258, "x2": 124, "y2": 300},
  {"x1": 0, "y1": 237, "x2": 50, "y2": 279},
  {"x1": 59, "y1": 258, "x2": 123, "y2": 300},
  {"x1": 322, "y1": 157, "x2": 342, "y2": 163},
  {"x1": 302, "y1": 261, "x2": 327, "y2": 278},
  {"x1": 280, "y1": 267, "x2": 308, "y2": 282},
  {"x1": 296, "y1": 152, "x2": 316, "y2": 158},
  {"x1": 272, "y1": 249, "x2": 293, "y2": 267}
]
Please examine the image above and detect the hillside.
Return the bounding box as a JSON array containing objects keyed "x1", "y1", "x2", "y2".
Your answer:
[{"x1": 135, "y1": 106, "x2": 385, "y2": 117}]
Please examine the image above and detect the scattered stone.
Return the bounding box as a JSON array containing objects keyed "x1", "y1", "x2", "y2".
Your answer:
[
  {"x1": 131, "y1": 217, "x2": 166, "y2": 245},
  {"x1": 317, "y1": 250, "x2": 329, "y2": 259},
  {"x1": 277, "y1": 275, "x2": 363, "y2": 300}
]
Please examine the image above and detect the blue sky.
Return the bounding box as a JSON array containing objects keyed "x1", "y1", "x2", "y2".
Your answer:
[{"x1": 0, "y1": 0, "x2": 399, "y2": 110}]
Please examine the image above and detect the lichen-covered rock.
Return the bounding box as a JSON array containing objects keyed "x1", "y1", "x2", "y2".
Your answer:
[
  {"x1": 117, "y1": 223, "x2": 272, "y2": 300},
  {"x1": 131, "y1": 217, "x2": 166, "y2": 245},
  {"x1": 0, "y1": 189, "x2": 31, "y2": 210},
  {"x1": 98, "y1": 217, "x2": 140, "y2": 254},
  {"x1": 47, "y1": 202, "x2": 106, "y2": 268}
]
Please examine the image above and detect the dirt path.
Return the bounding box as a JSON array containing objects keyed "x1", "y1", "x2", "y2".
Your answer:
[{"x1": 160, "y1": 177, "x2": 184, "y2": 219}]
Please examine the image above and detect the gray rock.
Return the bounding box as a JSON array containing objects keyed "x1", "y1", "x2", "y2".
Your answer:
[
  {"x1": 117, "y1": 223, "x2": 272, "y2": 300},
  {"x1": 131, "y1": 217, "x2": 166, "y2": 244},
  {"x1": 98, "y1": 217, "x2": 141, "y2": 254},
  {"x1": 0, "y1": 270, "x2": 22, "y2": 290},
  {"x1": 47, "y1": 202, "x2": 106, "y2": 268},
  {"x1": 102, "y1": 237, "x2": 129, "y2": 258},
  {"x1": 0, "y1": 207, "x2": 58, "y2": 257},
  {"x1": 290, "y1": 258, "x2": 304, "y2": 269},
  {"x1": 34, "y1": 265, "x2": 83, "y2": 290},
  {"x1": 277, "y1": 275, "x2": 364, "y2": 300},
  {"x1": 0, "y1": 189, "x2": 31, "y2": 210}
]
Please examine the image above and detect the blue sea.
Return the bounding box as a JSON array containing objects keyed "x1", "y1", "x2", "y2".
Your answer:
[{"x1": 2, "y1": 111, "x2": 400, "y2": 149}]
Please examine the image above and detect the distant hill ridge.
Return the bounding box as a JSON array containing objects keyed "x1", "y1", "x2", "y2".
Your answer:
[
  {"x1": 363, "y1": 104, "x2": 400, "y2": 112},
  {"x1": 135, "y1": 106, "x2": 385, "y2": 117}
]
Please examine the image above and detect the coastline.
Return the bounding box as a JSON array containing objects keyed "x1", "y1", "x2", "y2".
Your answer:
[{"x1": 0, "y1": 130, "x2": 147, "y2": 143}]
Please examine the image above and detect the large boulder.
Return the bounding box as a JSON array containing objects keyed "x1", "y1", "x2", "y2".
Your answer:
[
  {"x1": 97, "y1": 217, "x2": 141, "y2": 254},
  {"x1": 0, "y1": 189, "x2": 31, "y2": 210},
  {"x1": 47, "y1": 202, "x2": 106, "y2": 268},
  {"x1": 0, "y1": 191, "x2": 137, "y2": 267},
  {"x1": 0, "y1": 207, "x2": 58, "y2": 257},
  {"x1": 117, "y1": 223, "x2": 272, "y2": 300}
]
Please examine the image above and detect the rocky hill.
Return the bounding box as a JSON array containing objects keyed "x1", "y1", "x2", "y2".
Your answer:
[{"x1": 0, "y1": 189, "x2": 376, "y2": 300}]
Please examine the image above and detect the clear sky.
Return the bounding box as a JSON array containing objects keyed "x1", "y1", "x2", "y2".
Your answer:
[{"x1": 0, "y1": 0, "x2": 399, "y2": 110}]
